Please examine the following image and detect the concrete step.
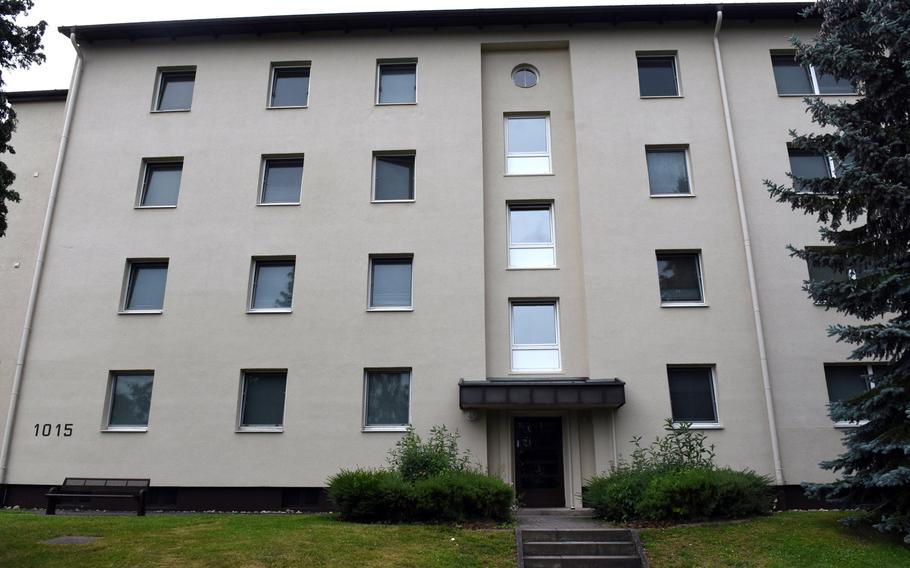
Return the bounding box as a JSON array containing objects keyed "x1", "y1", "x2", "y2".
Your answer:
[
  {"x1": 518, "y1": 508, "x2": 596, "y2": 517},
  {"x1": 523, "y1": 555, "x2": 642, "y2": 568},
  {"x1": 524, "y1": 541, "x2": 638, "y2": 557},
  {"x1": 522, "y1": 529, "x2": 633, "y2": 543}
]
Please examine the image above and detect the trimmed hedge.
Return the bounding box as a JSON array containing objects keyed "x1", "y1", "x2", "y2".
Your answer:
[{"x1": 328, "y1": 469, "x2": 514, "y2": 523}]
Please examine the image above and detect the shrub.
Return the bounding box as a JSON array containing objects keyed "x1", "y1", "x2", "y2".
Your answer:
[
  {"x1": 326, "y1": 469, "x2": 413, "y2": 523},
  {"x1": 627, "y1": 419, "x2": 716, "y2": 473},
  {"x1": 412, "y1": 471, "x2": 514, "y2": 522},
  {"x1": 387, "y1": 425, "x2": 473, "y2": 482},
  {"x1": 712, "y1": 468, "x2": 776, "y2": 519},
  {"x1": 585, "y1": 469, "x2": 654, "y2": 522}
]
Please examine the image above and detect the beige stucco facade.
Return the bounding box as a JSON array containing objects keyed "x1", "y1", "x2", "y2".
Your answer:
[{"x1": 0, "y1": 5, "x2": 862, "y2": 508}]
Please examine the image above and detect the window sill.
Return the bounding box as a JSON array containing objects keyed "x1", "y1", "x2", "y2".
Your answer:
[
  {"x1": 362, "y1": 425, "x2": 410, "y2": 433},
  {"x1": 102, "y1": 427, "x2": 148, "y2": 433},
  {"x1": 246, "y1": 309, "x2": 293, "y2": 314},
  {"x1": 650, "y1": 193, "x2": 695, "y2": 199},
  {"x1": 660, "y1": 302, "x2": 708, "y2": 308},
  {"x1": 118, "y1": 309, "x2": 163, "y2": 315},
  {"x1": 640, "y1": 95, "x2": 683, "y2": 99},
  {"x1": 506, "y1": 266, "x2": 559, "y2": 271},
  {"x1": 777, "y1": 93, "x2": 857, "y2": 97},
  {"x1": 150, "y1": 108, "x2": 191, "y2": 113},
  {"x1": 257, "y1": 202, "x2": 301, "y2": 207},
  {"x1": 236, "y1": 427, "x2": 284, "y2": 433},
  {"x1": 135, "y1": 205, "x2": 178, "y2": 209},
  {"x1": 834, "y1": 420, "x2": 869, "y2": 429},
  {"x1": 371, "y1": 199, "x2": 416, "y2": 204},
  {"x1": 504, "y1": 173, "x2": 554, "y2": 177},
  {"x1": 266, "y1": 105, "x2": 309, "y2": 110},
  {"x1": 508, "y1": 370, "x2": 564, "y2": 376},
  {"x1": 674, "y1": 422, "x2": 723, "y2": 430},
  {"x1": 375, "y1": 102, "x2": 418, "y2": 106},
  {"x1": 366, "y1": 307, "x2": 414, "y2": 312}
]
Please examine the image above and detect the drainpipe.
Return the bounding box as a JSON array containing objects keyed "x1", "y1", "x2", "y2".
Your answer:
[
  {"x1": 0, "y1": 32, "x2": 84, "y2": 486},
  {"x1": 712, "y1": 10, "x2": 785, "y2": 485}
]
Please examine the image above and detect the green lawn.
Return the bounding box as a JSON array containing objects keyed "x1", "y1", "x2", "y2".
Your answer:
[
  {"x1": 641, "y1": 511, "x2": 910, "y2": 568},
  {"x1": 0, "y1": 511, "x2": 515, "y2": 568}
]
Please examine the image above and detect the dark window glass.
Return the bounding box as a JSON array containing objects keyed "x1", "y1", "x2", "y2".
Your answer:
[
  {"x1": 668, "y1": 367, "x2": 717, "y2": 423},
  {"x1": 125, "y1": 262, "x2": 168, "y2": 311},
  {"x1": 109, "y1": 373, "x2": 153, "y2": 427},
  {"x1": 251, "y1": 260, "x2": 295, "y2": 310},
  {"x1": 365, "y1": 370, "x2": 410, "y2": 426},
  {"x1": 156, "y1": 70, "x2": 195, "y2": 111},
  {"x1": 374, "y1": 155, "x2": 415, "y2": 201},
  {"x1": 789, "y1": 149, "x2": 831, "y2": 192},
  {"x1": 771, "y1": 54, "x2": 813, "y2": 95},
  {"x1": 637, "y1": 56, "x2": 678, "y2": 97},
  {"x1": 370, "y1": 258, "x2": 412, "y2": 308},
  {"x1": 141, "y1": 162, "x2": 182, "y2": 207},
  {"x1": 270, "y1": 66, "x2": 310, "y2": 107},
  {"x1": 656, "y1": 253, "x2": 703, "y2": 303},
  {"x1": 807, "y1": 255, "x2": 851, "y2": 285},
  {"x1": 815, "y1": 68, "x2": 854, "y2": 95},
  {"x1": 261, "y1": 159, "x2": 303, "y2": 204},
  {"x1": 824, "y1": 365, "x2": 870, "y2": 403},
  {"x1": 378, "y1": 63, "x2": 416, "y2": 104},
  {"x1": 241, "y1": 372, "x2": 286, "y2": 427},
  {"x1": 646, "y1": 149, "x2": 690, "y2": 195}
]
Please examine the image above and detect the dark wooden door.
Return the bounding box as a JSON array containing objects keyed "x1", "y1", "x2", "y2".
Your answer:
[{"x1": 514, "y1": 416, "x2": 565, "y2": 508}]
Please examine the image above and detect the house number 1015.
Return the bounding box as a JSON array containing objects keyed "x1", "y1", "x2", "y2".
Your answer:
[{"x1": 34, "y1": 423, "x2": 73, "y2": 437}]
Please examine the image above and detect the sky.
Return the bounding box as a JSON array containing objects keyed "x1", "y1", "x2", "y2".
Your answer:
[{"x1": 5, "y1": 0, "x2": 802, "y2": 92}]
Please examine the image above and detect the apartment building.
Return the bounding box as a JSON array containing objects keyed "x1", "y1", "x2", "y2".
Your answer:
[{"x1": 0, "y1": 3, "x2": 864, "y2": 510}]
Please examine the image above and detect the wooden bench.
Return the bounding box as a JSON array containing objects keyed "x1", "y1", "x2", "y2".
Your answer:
[{"x1": 46, "y1": 478, "x2": 150, "y2": 516}]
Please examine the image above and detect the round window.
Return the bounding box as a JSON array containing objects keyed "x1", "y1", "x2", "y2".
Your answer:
[{"x1": 512, "y1": 65, "x2": 539, "y2": 88}]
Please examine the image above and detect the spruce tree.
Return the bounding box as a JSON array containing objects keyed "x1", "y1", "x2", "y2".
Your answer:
[{"x1": 765, "y1": 0, "x2": 910, "y2": 540}]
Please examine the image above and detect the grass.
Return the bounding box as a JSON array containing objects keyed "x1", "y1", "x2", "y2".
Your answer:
[
  {"x1": 0, "y1": 510, "x2": 515, "y2": 568},
  {"x1": 640, "y1": 510, "x2": 910, "y2": 568}
]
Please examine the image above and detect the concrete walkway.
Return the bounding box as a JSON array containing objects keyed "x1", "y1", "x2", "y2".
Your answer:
[{"x1": 516, "y1": 508, "x2": 610, "y2": 529}]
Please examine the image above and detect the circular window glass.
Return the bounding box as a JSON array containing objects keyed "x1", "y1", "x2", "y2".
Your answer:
[{"x1": 512, "y1": 65, "x2": 539, "y2": 88}]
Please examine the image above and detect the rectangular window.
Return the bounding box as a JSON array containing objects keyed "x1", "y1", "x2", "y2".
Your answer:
[
  {"x1": 269, "y1": 64, "x2": 310, "y2": 108},
  {"x1": 154, "y1": 68, "x2": 195, "y2": 111},
  {"x1": 656, "y1": 252, "x2": 704, "y2": 305},
  {"x1": 646, "y1": 147, "x2": 691, "y2": 195},
  {"x1": 637, "y1": 54, "x2": 679, "y2": 97},
  {"x1": 373, "y1": 153, "x2": 415, "y2": 201},
  {"x1": 667, "y1": 366, "x2": 718, "y2": 425},
  {"x1": 806, "y1": 249, "x2": 852, "y2": 286},
  {"x1": 377, "y1": 61, "x2": 417, "y2": 104},
  {"x1": 369, "y1": 256, "x2": 413, "y2": 309},
  {"x1": 138, "y1": 160, "x2": 182, "y2": 207},
  {"x1": 364, "y1": 369, "x2": 411, "y2": 430},
  {"x1": 122, "y1": 260, "x2": 168, "y2": 312},
  {"x1": 511, "y1": 301, "x2": 560, "y2": 372},
  {"x1": 505, "y1": 115, "x2": 551, "y2": 175},
  {"x1": 771, "y1": 53, "x2": 855, "y2": 95},
  {"x1": 249, "y1": 258, "x2": 295, "y2": 312},
  {"x1": 788, "y1": 148, "x2": 834, "y2": 192},
  {"x1": 260, "y1": 157, "x2": 304, "y2": 204},
  {"x1": 508, "y1": 203, "x2": 555, "y2": 268},
  {"x1": 239, "y1": 371, "x2": 287, "y2": 430},
  {"x1": 823, "y1": 364, "x2": 886, "y2": 427},
  {"x1": 106, "y1": 372, "x2": 154, "y2": 430}
]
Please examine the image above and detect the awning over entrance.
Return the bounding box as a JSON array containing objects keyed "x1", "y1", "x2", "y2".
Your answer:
[{"x1": 459, "y1": 378, "x2": 625, "y2": 410}]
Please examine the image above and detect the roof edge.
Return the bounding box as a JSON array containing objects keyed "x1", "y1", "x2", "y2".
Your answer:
[{"x1": 6, "y1": 89, "x2": 69, "y2": 103}]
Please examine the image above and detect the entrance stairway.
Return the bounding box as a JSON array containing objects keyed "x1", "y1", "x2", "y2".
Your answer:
[{"x1": 517, "y1": 509, "x2": 646, "y2": 568}]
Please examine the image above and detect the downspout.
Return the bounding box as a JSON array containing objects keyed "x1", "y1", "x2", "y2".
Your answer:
[
  {"x1": 0, "y1": 32, "x2": 84, "y2": 486},
  {"x1": 712, "y1": 10, "x2": 784, "y2": 485}
]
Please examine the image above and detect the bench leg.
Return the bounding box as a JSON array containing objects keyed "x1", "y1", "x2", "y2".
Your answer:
[
  {"x1": 137, "y1": 491, "x2": 146, "y2": 516},
  {"x1": 46, "y1": 498, "x2": 56, "y2": 515}
]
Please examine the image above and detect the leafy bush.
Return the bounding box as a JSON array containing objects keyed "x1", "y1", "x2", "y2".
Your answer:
[
  {"x1": 412, "y1": 471, "x2": 514, "y2": 522},
  {"x1": 627, "y1": 419, "x2": 716, "y2": 473},
  {"x1": 585, "y1": 469, "x2": 654, "y2": 522},
  {"x1": 326, "y1": 469, "x2": 413, "y2": 523},
  {"x1": 387, "y1": 425, "x2": 473, "y2": 482}
]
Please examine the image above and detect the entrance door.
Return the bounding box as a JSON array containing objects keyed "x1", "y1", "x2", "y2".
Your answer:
[{"x1": 514, "y1": 416, "x2": 565, "y2": 508}]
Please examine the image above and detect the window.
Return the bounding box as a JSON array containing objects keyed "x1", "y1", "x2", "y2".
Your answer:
[
  {"x1": 376, "y1": 61, "x2": 417, "y2": 104},
  {"x1": 510, "y1": 301, "x2": 560, "y2": 372},
  {"x1": 667, "y1": 367, "x2": 718, "y2": 425},
  {"x1": 373, "y1": 153, "x2": 415, "y2": 201},
  {"x1": 512, "y1": 64, "x2": 539, "y2": 88},
  {"x1": 771, "y1": 53, "x2": 855, "y2": 95},
  {"x1": 260, "y1": 157, "x2": 304, "y2": 204},
  {"x1": 154, "y1": 68, "x2": 195, "y2": 111},
  {"x1": 637, "y1": 54, "x2": 679, "y2": 97},
  {"x1": 505, "y1": 115, "x2": 551, "y2": 175},
  {"x1": 806, "y1": 250, "x2": 853, "y2": 286},
  {"x1": 122, "y1": 261, "x2": 168, "y2": 312},
  {"x1": 363, "y1": 369, "x2": 411, "y2": 430},
  {"x1": 138, "y1": 160, "x2": 182, "y2": 207},
  {"x1": 824, "y1": 364, "x2": 885, "y2": 426},
  {"x1": 656, "y1": 252, "x2": 704, "y2": 305},
  {"x1": 249, "y1": 259, "x2": 295, "y2": 312},
  {"x1": 269, "y1": 64, "x2": 310, "y2": 108},
  {"x1": 369, "y1": 256, "x2": 413, "y2": 310},
  {"x1": 239, "y1": 371, "x2": 287, "y2": 430},
  {"x1": 788, "y1": 148, "x2": 834, "y2": 192},
  {"x1": 106, "y1": 372, "x2": 154, "y2": 430},
  {"x1": 508, "y1": 203, "x2": 555, "y2": 268},
  {"x1": 646, "y1": 147, "x2": 691, "y2": 195}
]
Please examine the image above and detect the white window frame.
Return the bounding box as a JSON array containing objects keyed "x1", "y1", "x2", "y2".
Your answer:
[
  {"x1": 151, "y1": 66, "x2": 196, "y2": 113},
  {"x1": 645, "y1": 145, "x2": 695, "y2": 198},
  {"x1": 371, "y1": 151, "x2": 417, "y2": 203},
  {"x1": 375, "y1": 59, "x2": 418, "y2": 106},
  {"x1": 236, "y1": 369, "x2": 287, "y2": 433},
  {"x1": 771, "y1": 51, "x2": 857, "y2": 97},
  {"x1": 247, "y1": 257, "x2": 296, "y2": 313},
  {"x1": 119, "y1": 259, "x2": 168, "y2": 315},
  {"x1": 509, "y1": 300, "x2": 562, "y2": 374},
  {"x1": 507, "y1": 202, "x2": 556, "y2": 269},
  {"x1": 136, "y1": 158, "x2": 183, "y2": 209},
  {"x1": 825, "y1": 363, "x2": 878, "y2": 429},
  {"x1": 667, "y1": 365, "x2": 722, "y2": 430},
  {"x1": 636, "y1": 52, "x2": 682, "y2": 98},
  {"x1": 504, "y1": 114, "x2": 552, "y2": 176},
  {"x1": 257, "y1": 154, "x2": 304, "y2": 206},
  {"x1": 102, "y1": 371, "x2": 154, "y2": 432},
  {"x1": 656, "y1": 250, "x2": 707, "y2": 307},
  {"x1": 362, "y1": 368, "x2": 412, "y2": 432},
  {"x1": 267, "y1": 62, "x2": 311, "y2": 109},
  {"x1": 367, "y1": 254, "x2": 414, "y2": 311}
]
